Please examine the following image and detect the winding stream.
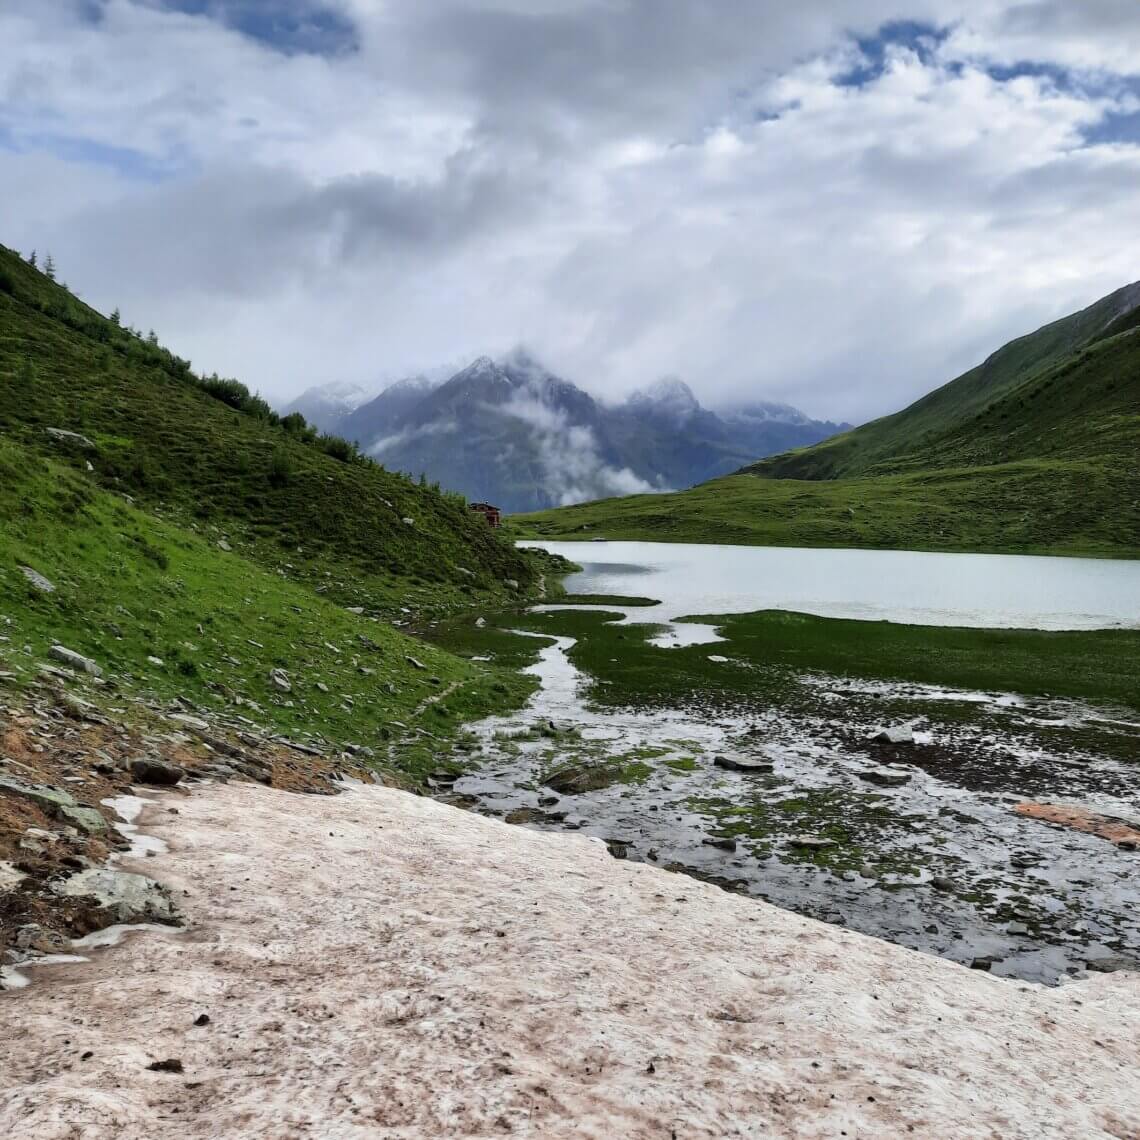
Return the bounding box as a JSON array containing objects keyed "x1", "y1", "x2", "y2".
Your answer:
[{"x1": 451, "y1": 543, "x2": 1140, "y2": 985}]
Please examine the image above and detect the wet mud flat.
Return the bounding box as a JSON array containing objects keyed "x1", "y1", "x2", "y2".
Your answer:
[{"x1": 443, "y1": 633, "x2": 1140, "y2": 986}]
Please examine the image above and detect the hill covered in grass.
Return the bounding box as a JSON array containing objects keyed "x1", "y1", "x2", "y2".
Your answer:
[
  {"x1": 0, "y1": 242, "x2": 550, "y2": 777},
  {"x1": 516, "y1": 283, "x2": 1140, "y2": 558},
  {"x1": 0, "y1": 242, "x2": 538, "y2": 614}
]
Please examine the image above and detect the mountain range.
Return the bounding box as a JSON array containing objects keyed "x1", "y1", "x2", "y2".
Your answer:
[
  {"x1": 518, "y1": 281, "x2": 1140, "y2": 558},
  {"x1": 285, "y1": 354, "x2": 848, "y2": 512}
]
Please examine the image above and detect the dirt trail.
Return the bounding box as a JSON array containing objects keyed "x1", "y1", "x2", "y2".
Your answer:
[{"x1": 1, "y1": 782, "x2": 1138, "y2": 1139}]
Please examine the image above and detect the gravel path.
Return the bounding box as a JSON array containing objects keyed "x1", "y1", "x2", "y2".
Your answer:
[{"x1": 1, "y1": 782, "x2": 1137, "y2": 1138}]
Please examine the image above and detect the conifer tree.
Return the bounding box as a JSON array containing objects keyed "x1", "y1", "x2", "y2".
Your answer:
[
  {"x1": 28, "y1": 250, "x2": 37, "y2": 268},
  {"x1": 44, "y1": 253, "x2": 56, "y2": 280}
]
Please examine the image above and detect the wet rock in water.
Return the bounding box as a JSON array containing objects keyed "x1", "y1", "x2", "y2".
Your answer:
[
  {"x1": 53, "y1": 869, "x2": 179, "y2": 925},
  {"x1": 544, "y1": 762, "x2": 624, "y2": 795},
  {"x1": 1007, "y1": 923, "x2": 1030, "y2": 936},
  {"x1": 869, "y1": 725, "x2": 914, "y2": 745},
  {"x1": 48, "y1": 644, "x2": 102, "y2": 677},
  {"x1": 1013, "y1": 802, "x2": 1140, "y2": 851},
  {"x1": 971, "y1": 956, "x2": 1001, "y2": 972},
  {"x1": 702, "y1": 836, "x2": 737, "y2": 852},
  {"x1": 859, "y1": 765, "x2": 912, "y2": 787},
  {"x1": 605, "y1": 839, "x2": 631, "y2": 859},
  {"x1": 130, "y1": 758, "x2": 184, "y2": 787},
  {"x1": 504, "y1": 807, "x2": 549, "y2": 825},
  {"x1": 1085, "y1": 956, "x2": 1139, "y2": 974},
  {"x1": 930, "y1": 876, "x2": 956, "y2": 892},
  {"x1": 788, "y1": 836, "x2": 836, "y2": 851},
  {"x1": 538, "y1": 794, "x2": 560, "y2": 807},
  {"x1": 713, "y1": 756, "x2": 774, "y2": 774},
  {"x1": 18, "y1": 565, "x2": 55, "y2": 593},
  {"x1": 1009, "y1": 852, "x2": 1042, "y2": 869}
]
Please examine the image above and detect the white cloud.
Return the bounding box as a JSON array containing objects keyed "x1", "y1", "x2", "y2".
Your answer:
[{"x1": 2, "y1": 0, "x2": 1139, "y2": 421}]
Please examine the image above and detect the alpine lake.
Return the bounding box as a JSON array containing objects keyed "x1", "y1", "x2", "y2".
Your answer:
[{"x1": 421, "y1": 542, "x2": 1140, "y2": 985}]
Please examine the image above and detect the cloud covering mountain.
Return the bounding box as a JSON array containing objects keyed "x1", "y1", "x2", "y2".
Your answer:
[
  {"x1": 320, "y1": 354, "x2": 847, "y2": 512},
  {"x1": 3, "y1": 3, "x2": 1140, "y2": 421}
]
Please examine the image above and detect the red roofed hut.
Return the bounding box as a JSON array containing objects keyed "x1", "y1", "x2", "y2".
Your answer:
[{"x1": 469, "y1": 502, "x2": 502, "y2": 528}]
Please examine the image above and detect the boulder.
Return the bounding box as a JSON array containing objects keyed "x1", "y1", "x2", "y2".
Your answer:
[
  {"x1": 48, "y1": 644, "x2": 102, "y2": 677},
  {"x1": 44, "y1": 427, "x2": 96, "y2": 449},
  {"x1": 269, "y1": 668, "x2": 292, "y2": 692},
  {"x1": 787, "y1": 835, "x2": 837, "y2": 851},
  {"x1": 713, "y1": 756, "x2": 774, "y2": 774},
  {"x1": 870, "y1": 725, "x2": 914, "y2": 745},
  {"x1": 702, "y1": 836, "x2": 737, "y2": 852},
  {"x1": 859, "y1": 766, "x2": 913, "y2": 787},
  {"x1": 544, "y1": 762, "x2": 624, "y2": 795},
  {"x1": 17, "y1": 566, "x2": 55, "y2": 593},
  {"x1": 1086, "y1": 956, "x2": 1139, "y2": 974},
  {"x1": 52, "y1": 869, "x2": 179, "y2": 925},
  {"x1": 0, "y1": 861, "x2": 26, "y2": 891},
  {"x1": 0, "y1": 778, "x2": 104, "y2": 833},
  {"x1": 130, "y1": 758, "x2": 185, "y2": 787}
]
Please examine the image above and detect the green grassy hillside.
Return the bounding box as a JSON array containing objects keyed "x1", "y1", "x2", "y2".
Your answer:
[
  {"x1": 753, "y1": 281, "x2": 1140, "y2": 481},
  {"x1": 0, "y1": 243, "x2": 537, "y2": 616},
  {"x1": 517, "y1": 283, "x2": 1140, "y2": 557},
  {"x1": 0, "y1": 242, "x2": 552, "y2": 780}
]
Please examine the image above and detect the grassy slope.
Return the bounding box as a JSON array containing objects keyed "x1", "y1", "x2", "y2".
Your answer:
[
  {"x1": 0, "y1": 438, "x2": 533, "y2": 779},
  {"x1": 516, "y1": 286, "x2": 1140, "y2": 557},
  {"x1": 0, "y1": 243, "x2": 537, "y2": 617}
]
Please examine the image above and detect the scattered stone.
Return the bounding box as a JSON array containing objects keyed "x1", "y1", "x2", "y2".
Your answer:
[
  {"x1": 53, "y1": 869, "x2": 179, "y2": 925},
  {"x1": 538, "y1": 794, "x2": 560, "y2": 807},
  {"x1": 0, "y1": 778, "x2": 105, "y2": 834},
  {"x1": 45, "y1": 427, "x2": 96, "y2": 449},
  {"x1": 788, "y1": 836, "x2": 837, "y2": 851},
  {"x1": 504, "y1": 807, "x2": 548, "y2": 825},
  {"x1": 859, "y1": 765, "x2": 913, "y2": 787},
  {"x1": 930, "y1": 876, "x2": 955, "y2": 892},
  {"x1": 315, "y1": 682, "x2": 329, "y2": 694},
  {"x1": 130, "y1": 758, "x2": 184, "y2": 787},
  {"x1": 713, "y1": 755, "x2": 774, "y2": 774},
  {"x1": 346, "y1": 607, "x2": 364, "y2": 615},
  {"x1": 1085, "y1": 956, "x2": 1139, "y2": 974},
  {"x1": 702, "y1": 836, "x2": 737, "y2": 852},
  {"x1": 193, "y1": 1013, "x2": 211, "y2": 1027},
  {"x1": 146, "y1": 656, "x2": 165, "y2": 667},
  {"x1": 48, "y1": 645, "x2": 102, "y2": 677},
  {"x1": 17, "y1": 566, "x2": 55, "y2": 593},
  {"x1": 14, "y1": 924, "x2": 70, "y2": 954},
  {"x1": 544, "y1": 762, "x2": 624, "y2": 796},
  {"x1": 0, "y1": 861, "x2": 26, "y2": 891},
  {"x1": 216, "y1": 539, "x2": 232, "y2": 552},
  {"x1": 605, "y1": 839, "x2": 631, "y2": 859},
  {"x1": 56, "y1": 691, "x2": 100, "y2": 721},
  {"x1": 503, "y1": 579, "x2": 520, "y2": 591},
  {"x1": 870, "y1": 725, "x2": 914, "y2": 745},
  {"x1": 971, "y1": 956, "x2": 1001, "y2": 972},
  {"x1": 168, "y1": 713, "x2": 210, "y2": 732},
  {"x1": 1007, "y1": 923, "x2": 1029, "y2": 936},
  {"x1": 146, "y1": 1059, "x2": 184, "y2": 1074},
  {"x1": 61, "y1": 804, "x2": 109, "y2": 835},
  {"x1": 268, "y1": 668, "x2": 292, "y2": 693},
  {"x1": 1009, "y1": 852, "x2": 1042, "y2": 869},
  {"x1": 475, "y1": 617, "x2": 486, "y2": 628},
  {"x1": 405, "y1": 656, "x2": 427, "y2": 671},
  {"x1": 402, "y1": 517, "x2": 415, "y2": 527},
  {"x1": 1014, "y1": 802, "x2": 1140, "y2": 851}
]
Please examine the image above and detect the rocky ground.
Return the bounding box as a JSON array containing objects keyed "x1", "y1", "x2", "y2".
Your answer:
[
  {"x1": 0, "y1": 669, "x2": 386, "y2": 973},
  {"x1": 1, "y1": 781, "x2": 1138, "y2": 1138}
]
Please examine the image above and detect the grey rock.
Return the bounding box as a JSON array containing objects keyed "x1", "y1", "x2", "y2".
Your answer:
[
  {"x1": 45, "y1": 427, "x2": 96, "y2": 449},
  {"x1": 713, "y1": 755, "x2": 774, "y2": 774},
  {"x1": 402, "y1": 517, "x2": 415, "y2": 527},
  {"x1": 702, "y1": 836, "x2": 737, "y2": 852},
  {"x1": 216, "y1": 539, "x2": 232, "y2": 552},
  {"x1": 59, "y1": 804, "x2": 109, "y2": 835},
  {"x1": 788, "y1": 835, "x2": 837, "y2": 851},
  {"x1": 930, "y1": 875, "x2": 956, "y2": 892},
  {"x1": 49, "y1": 645, "x2": 102, "y2": 677},
  {"x1": 18, "y1": 566, "x2": 55, "y2": 593},
  {"x1": 1007, "y1": 922, "x2": 1030, "y2": 936},
  {"x1": 504, "y1": 579, "x2": 520, "y2": 590},
  {"x1": 0, "y1": 861, "x2": 26, "y2": 891},
  {"x1": 405, "y1": 656, "x2": 427, "y2": 671},
  {"x1": 859, "y1": 765, "x2": 913, "y2": 787},
  {"x1": 268, "y1": 668, "x2": 292, "y2": 693},
  {"x1": 870, "y1": 725, "x2": 915, "y2": 745},
  {"x1": 1086, "y1": 956, "x2": 1139, "y2": 974},
  {"x1": 544, "y1": 762, "x2": 624, "y2": 796},
  {"x1": 130, "y1": 758, "x2": 184, "y2": 787},
  {"x1": 14, "y1": 923, "x2": 70, "y2": 953},
  {"x1": 53, "y1": 868, "x2": 179, "y2": 925}
]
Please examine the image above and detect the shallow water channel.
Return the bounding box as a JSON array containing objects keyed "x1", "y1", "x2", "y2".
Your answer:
[{"x1": 451, "y1": 543, "x2": 1140, "y2": 985}]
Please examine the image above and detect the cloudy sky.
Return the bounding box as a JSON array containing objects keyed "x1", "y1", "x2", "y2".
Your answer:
[{"x1": 3, "y1": 1, "x2": 1139, "y2": 421}]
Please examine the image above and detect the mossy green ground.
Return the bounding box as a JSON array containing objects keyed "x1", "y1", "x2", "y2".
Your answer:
[
  {"x1": 428, "y1": 605, "x2": 1140, "y2": 714},
  {"x1": 0, "y1": 439, "x2": 534, "y2": 781}
]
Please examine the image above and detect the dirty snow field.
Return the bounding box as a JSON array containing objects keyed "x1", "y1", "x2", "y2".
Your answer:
[{"x1": 1, "y1": 782, "x2": 1138, "y2": 1139}]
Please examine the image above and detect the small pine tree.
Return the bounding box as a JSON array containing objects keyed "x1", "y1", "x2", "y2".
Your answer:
[
  {"x1": 110, "y1": 307, "x2": 121, "y2": 326},
  {"x1": 44, "y1": 253, "x2": 55, "y2": 280},
  {"x1": 146, "y1": 330, "x2": 158, "y2": 346},
  {"x1": 28, "y1": 250, "x2": 37, "y2": 268}
]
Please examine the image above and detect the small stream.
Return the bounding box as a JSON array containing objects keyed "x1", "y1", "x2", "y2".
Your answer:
[{"x1": 447, "y1": 544, "x2": 1140, "y2": 985}]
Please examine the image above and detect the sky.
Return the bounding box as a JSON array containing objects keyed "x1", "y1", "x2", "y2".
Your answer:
[{"x1": 2, "y1": 1, "x2": 1139, "y2": 422}]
